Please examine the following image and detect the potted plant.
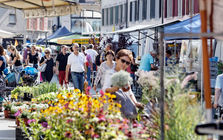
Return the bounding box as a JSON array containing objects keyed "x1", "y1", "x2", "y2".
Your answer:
[{"x1": 3, "y1": 102, "x2": 11, "y2": 118}]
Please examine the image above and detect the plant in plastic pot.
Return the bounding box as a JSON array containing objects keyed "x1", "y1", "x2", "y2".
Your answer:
[{"x1": 3, "y1": 102, "x2": 11, "y2": 118}]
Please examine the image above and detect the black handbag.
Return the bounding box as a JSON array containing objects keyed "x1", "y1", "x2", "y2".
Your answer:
[{"x1": 130, "y1": 64, "x2": 138, "y2": 72}]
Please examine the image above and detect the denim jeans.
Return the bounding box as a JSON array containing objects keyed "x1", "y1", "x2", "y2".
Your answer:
[
  {"x1": 87, "y1": 67, "x2": 91, "y2": 86},
  {"x1": 14, "y1": 66, "x2": 23, "y2": 84},
  {"x1": 71, "y1": 72, "x2": 84, "y2": 92}
]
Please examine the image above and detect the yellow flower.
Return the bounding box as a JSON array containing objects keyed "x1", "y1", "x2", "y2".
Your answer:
[
  {"x1": 110, "y1": 94, "x2": 116, "y2": 99},
  {"x1": 66, "y1": 93, "x2": 73, "y2": 98},
  {"x1": 57, "y1": 94, "x2": 63, "y2": 99},
  {"x1": 74, "y1": 89, "x2": 80, "y2": 93}
]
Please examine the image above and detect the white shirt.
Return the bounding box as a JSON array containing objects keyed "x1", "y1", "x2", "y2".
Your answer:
[
  {"x1": 215, "y1": 74, "x2": 223, "y2": 106},
  {"x1": 102, "y1": 68, "x2": 116, "y2": 91},
  {"x1": 67, "y1": 53, "x2": 86, "y2": 72},
  {"x1": 85, "y1": 49, "x2": 98, "y2": 64}
]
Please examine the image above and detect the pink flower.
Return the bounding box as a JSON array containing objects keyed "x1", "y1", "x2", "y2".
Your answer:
[
  {"x1": 86, "y1": 86, "x2": 91, "y2": 95},
  {"x1": 133, "y1": 122, "x2": 142, "y2": 128},
  {"x1": 27, "y1": 119, "x2": 36, "y2": 124},
  {"x1": 98, "y1": 114, "x2": 106, "y2": 122},
  {"x1": 92, "y1": 134, "x2": 99, "y2": 138},
  {"x1": 64, "y1": 103, "x2": 69, "y2": 109},
  {"x1": 99, "y1": 90, "x2": 104, "y2": 96},
  {"x1": 14, "y1": 110, "x2": 21, "y2": 117},
  {"x1": 64, "y1": 131, "x2": 72, "y2": 138},
  {"x1": 66, "y1": 119, "x2": 73, "y2": 123}
]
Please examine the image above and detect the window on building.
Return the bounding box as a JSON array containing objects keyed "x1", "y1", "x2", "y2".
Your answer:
[
  {"x1": 120, "y1": 5, "x2": 123, "y2": 23},
  {"x1": 194, "y1": 0, "x2": 199, "y2": 14},
  {"x1": 115, "y1": 6, "x2": 119, "y2": 25},
  {"x1": 130, "y1": 2, "x2": 133, "y2": 22},
  {"x1": 102, "y1": 9, "x2": 104, "y2": 26},
  {"x1": 150, "y1": 0, "x2": 155, "y2": 19},
  {"x1": 173, "y1": 0, "x2": 178, "y2": 17},
  {"x1": 182, "y1": 0, "x2": 185, "y2": 16},
  {"x1": 186, "y1": 0, "x2": 189, "y2": 15},
  {"x1": 123, "y1": 4, "x2": 126, "y2": 23},
  {"x1": 164, "y1": 0, "x2": 167, "y2": 18},
  {"x1": 9, "y1": 14, "x2": 16, "y2": 24},
  {"x1": 135, "y1": 0, "x2": 139, "y2": 21},
  {"x1": 159, "y1": 0, "x2": 162, "y2": 18},
  {"x1": 142, "y1": 0, "x2": 147, "y2": 20},
  {"x1": 110, "y1": 7, "x2": 113, "y2": 25},
  {"x1": 106, "y1": 8, "x2": 109, "y2": 25}
]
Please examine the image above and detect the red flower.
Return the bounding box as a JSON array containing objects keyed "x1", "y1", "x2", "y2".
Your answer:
[{"x1": 64, "y1": 131, "x2": 72, "y2": 138}]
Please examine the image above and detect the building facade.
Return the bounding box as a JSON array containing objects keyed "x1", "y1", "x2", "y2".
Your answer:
[{"x1": 101, "y1": 0, "x2": 199, "y2": 32}]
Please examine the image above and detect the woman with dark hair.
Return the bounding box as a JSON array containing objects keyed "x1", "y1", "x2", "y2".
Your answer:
[
  {"x1": 103, "y1": 49, "x2": 143, "y2": 119},
  {"x1": 26, "y1": 45, "x2": 39, "y2": 69},
  {"x1": 39, "y1": 48, "x2": 54, "y2": 82},
  {"x1": 0, "y1": 45, "x2": 6, "y2": 75},
  {"x1": 93, "y1": 50, "x2": 115, "y2": 91},
  {"x1": 9, "y1": 46, "x2": 23, "y2": 84}
]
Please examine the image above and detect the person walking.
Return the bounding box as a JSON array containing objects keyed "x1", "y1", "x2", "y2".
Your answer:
[
  {"x1": 85, "y1": 44, "x2": 98, "y2": 84},
  {"x1": 26, "y1": 45, "x2": 39, "y2": 69},
  {"x1": 23, "y1": 45, "x2": 31, "y2": 64},
  {"x1": 65, "y1": 43, "x2": 87, "y2": 92},
  {"x1": 214, "y1": 73, "x2": 223, "y2": 108},
  {"x1": 93, "y1": 50, "x2": 115, "y2": 91},
  {"x1": 56, "y1": 45, "x2": 70, "y2": 88},
  {"x1": 39, "y1": 49, "x2": 54, "y2": 82},
  {"x1": 81, "y1": 45, "x2": 93, "y2": 86},
  {"x1": 139, "y1": 50, "x2": 157, "y2": 72},
  {"x1": 0, "y1": 45, "x2": 6, "y2": 76},
  {"x1": 9, "y1": 46, "x2": 23, "y2": 84},
  {"x1": 100, "y1": 43, "x2": 112, "y2": 64}
]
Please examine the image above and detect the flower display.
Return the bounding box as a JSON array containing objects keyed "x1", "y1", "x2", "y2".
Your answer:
[{"x1": 17, "y1": 89, "x2": 151, "y2": 139}]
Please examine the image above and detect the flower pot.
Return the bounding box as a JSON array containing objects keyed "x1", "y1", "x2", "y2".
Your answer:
[
  {"x1": 16, "y1": 117, "x2": 20, "y2": 126},
  {"x1": 4, "y1": 110, "x2": 10, "y2": 118},
  {"x1": 16, "y1": 118, "x2": 29, "y2": 126}
]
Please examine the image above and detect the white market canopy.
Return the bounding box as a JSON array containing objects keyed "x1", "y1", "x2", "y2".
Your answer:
[
  {"x1": 0, "y1": 0, "x2": 100, "y2": 18},
  {"x1": 0, "y1": 29, "x2": 14, "y2": 38}
]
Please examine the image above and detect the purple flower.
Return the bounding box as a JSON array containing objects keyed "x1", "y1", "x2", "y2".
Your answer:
[
  {"x1": 41, "y1": 122, "x2": 48, "y2": 128},
  {"x1": 64, "y1": 131, "x2": 72, "y2": 138},
  {"x1": 14, "y1": 110, "x2": 21, "y2": 117}
]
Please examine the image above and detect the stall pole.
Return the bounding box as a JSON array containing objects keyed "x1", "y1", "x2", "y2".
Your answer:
[
  {"x1": 199, "y1": 0, "x2": 212, "y2": 135},
  {"x1": 160, "y1": 0, "x2": 165, "y2": 139},
  {"x1": 159, "y1": 30, "x2": 165, "y2": 140}
]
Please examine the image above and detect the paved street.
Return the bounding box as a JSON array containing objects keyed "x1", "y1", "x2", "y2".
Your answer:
[{"x1": 0, "y1": 112, "x2": 16, "y2": 140}]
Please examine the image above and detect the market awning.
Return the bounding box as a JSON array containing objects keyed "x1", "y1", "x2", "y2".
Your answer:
[
  {"x1": 105, "y1": 20, "x2": 180, "y2": 34},
  {"x1": 0, "y1": 0, "x2": 100, "y2": 18},
  {"x1": 48, "y1": 26, "x2": 71, "y2": 40},
  {"x1": 0, "y1": 29, "x2": 14, "y2": 38},
  {"x1": 164, "y1": 14, "x2": 201, "y2": 40},
  {"x1": 55, "y1": 34, "x2": 99, "y2": 45}
]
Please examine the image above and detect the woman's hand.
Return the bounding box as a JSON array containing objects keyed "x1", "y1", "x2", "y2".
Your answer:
[
  {"x1": 136, "y1": 103, "x2": 145, "y2": 109},
  {"x1": 105, "y1": 86, "x2": 119, "y2": 93}
]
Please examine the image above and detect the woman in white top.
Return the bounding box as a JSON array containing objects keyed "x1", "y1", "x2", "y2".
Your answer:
[
  {"x1": 103, "y1": 49, "x2": 143, "y2": 119},
  {"x1": 93, "y1": 50, "x2": 115, "y2": 91}
]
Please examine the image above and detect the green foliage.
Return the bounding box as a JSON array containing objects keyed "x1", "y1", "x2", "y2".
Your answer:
[{"x1": 11, "y1": 83, "x2": 58, "y2": 99}]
